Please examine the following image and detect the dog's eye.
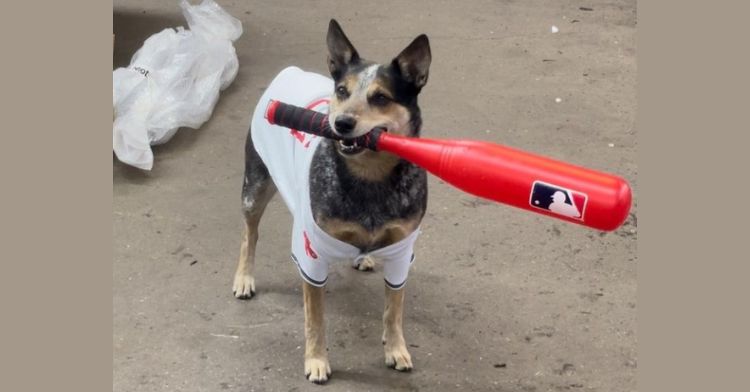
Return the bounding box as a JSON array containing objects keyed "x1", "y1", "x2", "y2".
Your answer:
[
  {"x1": 335, "y1": 86, "x2": 349, "y2": 99},
  {"x1": 370, "y1": 93, "x2": 390, "y2": 106}
]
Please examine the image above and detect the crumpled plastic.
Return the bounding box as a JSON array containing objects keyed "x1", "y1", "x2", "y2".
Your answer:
[{"x1": 113, "y1": 0, "x2": 243, "y2": 170}]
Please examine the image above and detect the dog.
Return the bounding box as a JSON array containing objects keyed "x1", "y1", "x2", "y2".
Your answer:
[{"x1": 233, "y1": 19, "x2": 431, "y2": 384}]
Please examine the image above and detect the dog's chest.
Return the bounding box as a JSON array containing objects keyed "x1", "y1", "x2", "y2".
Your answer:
[
  {"x1": 316, "y1": 217, "x2": 419, "y2": 250},
  {"x1": 309, "y1": 142, "x2": 427, "y2": 252}
]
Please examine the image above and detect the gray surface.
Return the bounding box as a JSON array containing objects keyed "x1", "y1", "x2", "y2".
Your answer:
[{"x1": 113, "y1": 1, "x2": 637, "y2": 391}]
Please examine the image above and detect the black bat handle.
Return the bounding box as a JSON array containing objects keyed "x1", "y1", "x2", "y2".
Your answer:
[{"x1": 264, "y1": 100, "x2": 382, "y2": 150}]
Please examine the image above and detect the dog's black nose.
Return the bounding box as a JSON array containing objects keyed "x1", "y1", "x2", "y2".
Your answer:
[{"x1": 334, "y1": 115, "x2": 356, "y2": 134}]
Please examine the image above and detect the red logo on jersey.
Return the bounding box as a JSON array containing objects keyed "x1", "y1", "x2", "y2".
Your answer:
[
  {"x1": 303, "y1": 231, "x2": 318, "y2": 259},
  {"x1": 290, "y1": 129, "x2": 306, "y2": 144}
]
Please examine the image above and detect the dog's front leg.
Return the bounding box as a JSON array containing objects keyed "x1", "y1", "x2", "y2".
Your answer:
[
  {"x1": 382, "y1": 285, "x2": 413, "y2": 371},
  {"x1": 303, "y1": 281, "x2": 330, "y2": 384}
]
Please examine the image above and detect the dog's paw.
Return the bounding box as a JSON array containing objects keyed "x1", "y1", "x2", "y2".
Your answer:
[
  {"x1": 353, "y1": 255, "x2": 375, "y2": 272},
  {"x1": 384, "y1": 344, "x2": 413, "y2": 372},
  {"x1": 232, "y1": 273, "x2": 255, "y2": 300},
  {"x1": 304, "y1": 357, "x2": 331, "y2": 384}
]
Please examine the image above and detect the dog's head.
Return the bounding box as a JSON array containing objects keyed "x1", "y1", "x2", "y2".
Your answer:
[{"x1": 326, "y1": 19, "x2": 431, "y2": 157}]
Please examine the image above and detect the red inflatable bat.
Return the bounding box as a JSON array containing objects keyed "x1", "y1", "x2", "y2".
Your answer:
[{"x1": 265, "y1": 100, "x2": 632, "y2": 231}]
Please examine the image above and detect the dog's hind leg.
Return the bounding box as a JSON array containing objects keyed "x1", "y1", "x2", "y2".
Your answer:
[
  {"x1": 233, "y1": 130, "x2": 277, "y2": 299},
  {"x1": 303, "y1": 281, "x2": 331, "y2": 384},
  {"x1": 382, "y1": 285, "x2": 413, "y2": 371}
]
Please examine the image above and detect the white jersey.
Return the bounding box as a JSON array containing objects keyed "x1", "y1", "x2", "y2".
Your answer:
[{"x1": 250, "y1": 67, "x2": 419, "y2": 288}]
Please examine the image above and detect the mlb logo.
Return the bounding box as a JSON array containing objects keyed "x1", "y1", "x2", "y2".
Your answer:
[{"x1": 529, "y1": 181, "x2": 588, "y2": 220}]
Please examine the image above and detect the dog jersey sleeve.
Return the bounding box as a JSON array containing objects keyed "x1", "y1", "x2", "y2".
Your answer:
[
  {"x1": 290, "y1": 218, "x2": 329, "y2": 287},
  {"x1": 368, "y1": 228, "x2": 421, "y2": 289}
]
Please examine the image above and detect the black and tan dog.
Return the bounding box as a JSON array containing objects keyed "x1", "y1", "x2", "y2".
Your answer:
[{"x1": 233, "y1": 19, "x2": 431, "y2": 384}]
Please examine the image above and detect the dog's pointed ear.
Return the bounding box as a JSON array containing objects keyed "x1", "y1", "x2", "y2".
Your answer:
[
  {"x1": 392, "y1": 34, "x2": 431, "y2": 92},
  {"x1": 327, "y1": 19, "x2": 360, "y2": 79}
]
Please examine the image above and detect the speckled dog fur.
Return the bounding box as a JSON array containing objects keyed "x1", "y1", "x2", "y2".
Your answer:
[{"x1": 233, "y1": 19, "x2": 432, "y2": 384}]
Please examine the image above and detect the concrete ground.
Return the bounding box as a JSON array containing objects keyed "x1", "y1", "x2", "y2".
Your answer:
[{"x1": 113, "y1": 1, "x2": 637, "y2": 391}]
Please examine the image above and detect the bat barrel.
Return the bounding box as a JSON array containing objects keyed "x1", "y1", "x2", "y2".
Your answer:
[{"x1": 377, "y1": 133, "x2": 632, "y2": 231}]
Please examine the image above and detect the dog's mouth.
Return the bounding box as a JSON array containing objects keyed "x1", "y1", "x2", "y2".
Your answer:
[
  {"x1": 337, "y1": 138, "x2": 365, "y2": 155},
  {"x1": 336, "y1": 127, "x2": 387, "y2": 155}
]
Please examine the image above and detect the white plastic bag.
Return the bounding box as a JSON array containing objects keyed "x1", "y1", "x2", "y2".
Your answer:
[{"x1": 113, "y1": 0, "x2": 243, "y2": 170}]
